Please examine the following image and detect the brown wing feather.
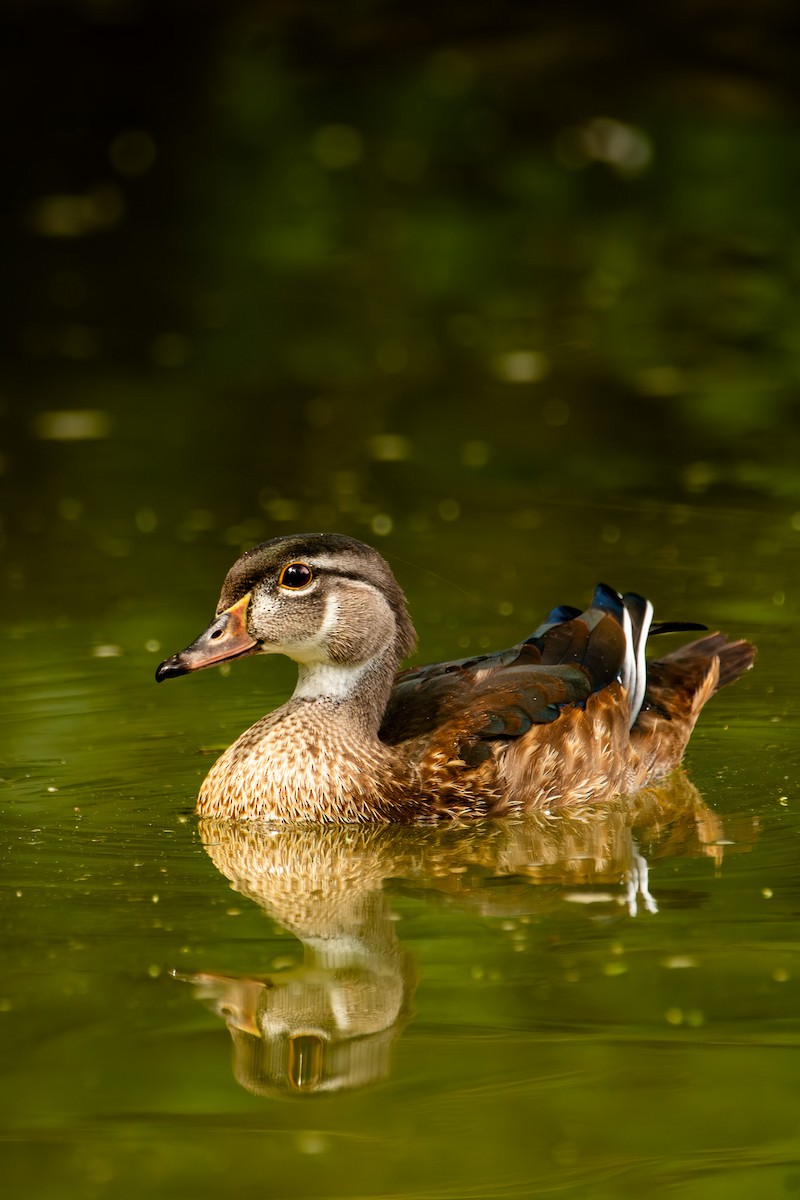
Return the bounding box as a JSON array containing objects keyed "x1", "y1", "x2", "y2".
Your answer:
[
  {"x1": 380, "y1": 598, "x2": 630, "y2": 752},
  {"x1": 378, "y1": 587, "x2": 754, "y2": 812}
]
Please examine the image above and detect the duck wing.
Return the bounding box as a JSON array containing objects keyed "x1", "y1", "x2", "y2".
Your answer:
[{"x1": 380, "y1": 585, "x2": 653, "y2": 761}]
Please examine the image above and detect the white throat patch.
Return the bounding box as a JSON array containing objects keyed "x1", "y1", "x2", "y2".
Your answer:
[{"x1": 292, "y1": 660, "x2": 370, "y2": 701}]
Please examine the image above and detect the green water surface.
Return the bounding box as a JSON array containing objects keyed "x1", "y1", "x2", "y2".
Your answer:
[{"x1": 2, "y1": 501, "x2": 797, "y2": 1200}]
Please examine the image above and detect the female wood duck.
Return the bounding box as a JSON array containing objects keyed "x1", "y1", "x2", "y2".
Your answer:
[{"x1": 156, "y1": 533, "x2": 754, "y2": 822}]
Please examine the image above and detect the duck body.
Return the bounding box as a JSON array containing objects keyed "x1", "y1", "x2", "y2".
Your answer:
[{"x1": 156, "y1": 534, "x2": 755, "y2": 822}]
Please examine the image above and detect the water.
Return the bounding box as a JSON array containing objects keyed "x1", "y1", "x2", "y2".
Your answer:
[
  {"x1": 4, "y1": 5, "x2": 800, "y2": 1196},
  {"x1": 3, "y1": 497, "x2": 798, "y2": 1199}
]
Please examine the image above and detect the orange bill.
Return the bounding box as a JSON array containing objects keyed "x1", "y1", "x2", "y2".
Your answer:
[{"x1": 156, "y1": 592, "x2": 257, "y2": 681}]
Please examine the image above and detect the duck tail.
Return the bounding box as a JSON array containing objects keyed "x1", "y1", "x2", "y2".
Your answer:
[
  {"x1": 652, "y1": 632, "x2": 756, "y2": 694},
  {"x1": 627, "y1": 631, "x2": 755, "y2": 781}
]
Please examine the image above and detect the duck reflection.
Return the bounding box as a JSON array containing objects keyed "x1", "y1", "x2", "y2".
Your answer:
[
  {"x1": 183, "y1": 825, "x2": 415, "y2": 1097},
  {"x1": 178, "y1": 772, "x2": 754, "y2": 1098}
]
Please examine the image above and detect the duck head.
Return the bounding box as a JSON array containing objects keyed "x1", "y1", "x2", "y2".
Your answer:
[{"x1": 155, "y1": 533, "x2": 416, "y2": 688}]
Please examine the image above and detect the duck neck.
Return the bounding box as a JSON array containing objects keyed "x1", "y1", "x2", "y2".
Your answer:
[{"x1": 291, "y1": 641, "x2": 400, "y2": 736}]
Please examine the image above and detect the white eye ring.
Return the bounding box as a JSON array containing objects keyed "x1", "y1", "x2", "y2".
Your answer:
[{"x1": 279, "y1": 562, "x2": 314, "y2": 590}]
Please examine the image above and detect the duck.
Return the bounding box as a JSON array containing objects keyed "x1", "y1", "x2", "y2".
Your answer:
[{"x1": 155, "y1": 532, "x2": 755, "y2": 822}]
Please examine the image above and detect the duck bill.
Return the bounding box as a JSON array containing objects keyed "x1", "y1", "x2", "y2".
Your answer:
[{"x1": 155, "y1": 592, "x2": 257, "y2": 682}]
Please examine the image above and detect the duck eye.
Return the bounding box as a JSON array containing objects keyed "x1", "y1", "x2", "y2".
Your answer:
[{"x1": 279, "y1": 562, "x2": 314, "y2": 590}]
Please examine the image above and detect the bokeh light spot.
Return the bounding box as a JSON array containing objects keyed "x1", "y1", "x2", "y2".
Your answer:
[
  {"x1": 33, "y1": 410, "x2": 111, "y2": 440},
  {"x1": 312, "y1": 124, "x2": 363, "y2": 170},
  {"x1": 109, "y1": 128, "x2": 157, "y2": 177}
]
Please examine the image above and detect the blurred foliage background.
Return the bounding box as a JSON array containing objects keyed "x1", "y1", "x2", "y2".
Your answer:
[{"x1": 2, "y1": 0, "x2": 800, "y2": 621}]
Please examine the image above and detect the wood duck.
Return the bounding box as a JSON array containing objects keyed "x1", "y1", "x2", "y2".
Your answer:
[{"x1": 156, "y1": 533, "x2": 755, "y2": 822}]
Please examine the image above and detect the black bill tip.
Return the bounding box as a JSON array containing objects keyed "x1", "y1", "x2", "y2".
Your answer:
[{"x1": 155, "y1": 654, "x2": 188, "y2": 683}]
